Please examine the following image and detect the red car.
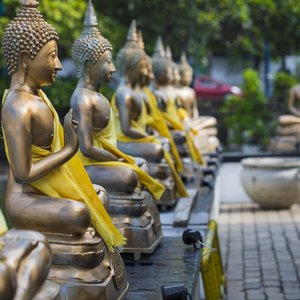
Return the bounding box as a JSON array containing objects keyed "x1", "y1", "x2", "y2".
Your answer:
[{"x1": 193, "y1": 75, "x2": 242, "y2": 100}]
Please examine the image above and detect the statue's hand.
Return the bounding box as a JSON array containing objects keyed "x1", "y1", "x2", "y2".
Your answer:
[{"x1": 63, "y1": 110, "x2": 79, "y2": 151}]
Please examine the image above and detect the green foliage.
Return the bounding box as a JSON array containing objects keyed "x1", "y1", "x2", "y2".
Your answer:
[
  {"x1": 2, "y1": 0, "x2": 86, "y2": 58},
  {"x1": 221, "y1": 68, "x2": 272, "y2": 146},
  {"x1": 271, "y1": 72, "x2": 297, "y2": 114},
  {"x1": 2, "y1": 1, "x2": 300, "y2": 71}
]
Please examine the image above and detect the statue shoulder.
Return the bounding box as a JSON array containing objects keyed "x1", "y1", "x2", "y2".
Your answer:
[
  {"x1": 70, "y1": 88, "x2": 96, "y2": 111},
  {"x1": 115, "y1": 86, "x2": 133, "y2": 105},
  {"x1": 2, "y1": 91, "x2": 36, "y2": 124}
]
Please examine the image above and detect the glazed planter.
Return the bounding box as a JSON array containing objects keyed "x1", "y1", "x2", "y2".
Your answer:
[{"x1": 240, "y1": 157, "x2": 300, "y2": 209}]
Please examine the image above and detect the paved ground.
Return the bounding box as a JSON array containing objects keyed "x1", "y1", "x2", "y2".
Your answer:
[{"x1": 219, "y1": 163, "x2": 300, "y2": 300}]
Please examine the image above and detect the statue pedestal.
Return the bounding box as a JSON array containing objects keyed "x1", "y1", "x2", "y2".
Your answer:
[
  {"x1": 33, "y1": 280, "x2": 60, "y2": 300},
  {"x1": 47, "y1": 228, "x2": 128, "y2": 300},
  {"x1": 109, "y1": 190, "x2": 163, "y2": 261},
  {"x1": 148, "y1": 161, "x2": 176, "y2": 208},
  {"x1": 270, "y1": 115, "x2": 300, "y2": 153}
]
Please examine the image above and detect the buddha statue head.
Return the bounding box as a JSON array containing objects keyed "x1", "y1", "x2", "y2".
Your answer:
[
  {"x1": 2, "y1": 0, "x2": 61, "y2": 87},
  {"x1": 72, "y1": 0, "x2": 115, "y2": 89},
  {"x1": 179, "y1": 52, "x2": 193, "y2": 86},
  {"x1": 152, "y1": 36, "x2": 172, "y2": 86},
  {"x1": 166, "y1": 46, "x2": 181, "y2": 86},
  {"x1": 117, "y1": 20, "x2": 148, "y2": 87}
]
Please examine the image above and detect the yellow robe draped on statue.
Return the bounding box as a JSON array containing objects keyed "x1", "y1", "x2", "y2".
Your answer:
[
  {"x1": 0, "y1": 209, "x2": 7, "y2": 237},
  {"x1": 2, "y1": 89, "x2": 125, "y2": 250},
  {"x1": 143, "y1": 88, "x2": 184, "y2": 173},
  {"x1": 111, "y1": 93, "x2": 188, "y2": 198},
  {"x1": 78, "y1": 106, "x2": 165, "y2": 201},
  {"x1": 163, "y1": 97, "x2": 205, "y2": 165}
]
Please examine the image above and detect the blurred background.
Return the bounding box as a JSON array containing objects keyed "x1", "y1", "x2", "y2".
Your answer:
[{"x1": 1, "y1": 0, "x2": 300, "y2": 150}]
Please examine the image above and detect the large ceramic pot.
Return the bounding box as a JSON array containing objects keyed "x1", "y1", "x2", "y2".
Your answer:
[{"x1": 240, "y1": 157, "x2": 300, "y2": 209}]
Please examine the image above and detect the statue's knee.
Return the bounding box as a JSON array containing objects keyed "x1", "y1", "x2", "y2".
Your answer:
[
  {"x1": 0, "y1": 262, "x2": 15, "y2": 300},
  {"x1": 94, "y1": 185, "x2": 109, "y2": 210},
  {"x1": 34, "y1": 243, "x2": 52, "y2": 272},
  {"x1": 122, "y1": 169, "x2": 138, "y2": 192},
  {"x1": 172, "y1": 130, "x2": 186, "y2": 144},
  {"x1": 66, "y1": 201, "x2": 91, "y2": 234},
  {"x1": 154, "y1": 144, "x2": 164, "y2": 161}
]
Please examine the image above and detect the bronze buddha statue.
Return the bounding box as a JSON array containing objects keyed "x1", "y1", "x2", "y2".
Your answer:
[
  {"x1": 136, "y1": 31, "x2": 189, "y2": 203},
  {"x1": 1, "y1": 0, "x2": 128, "y2": 298},
  {"x1": 0, "y1": 229, "x2": 57, "y2": 300},
  {"x1": 112, "y1": 22, "x2": 189, "y2": 206},
  {"x1": 112, "y1": 21, "x2": 164, "y2": 162},
  {"x1": 151, "y1": 37, "x2": 205, "y2": 169},
  {"x1": 177, "y1": 52, "x2": 220, "y2": 154},
  {"x1": 270, "y1": 84, "x2": 300, "y2": 152},
  {"x1": 70, "y1": 1, "x2": 164, "y2": 259}
]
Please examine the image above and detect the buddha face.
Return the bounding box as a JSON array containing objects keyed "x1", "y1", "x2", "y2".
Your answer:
[
  {"x1": 166, "y1": 64, "x2": 174, "y2": 85},
  {"x1": 89, "y1": 50, "x2": 116, "y2": 86},
  {"x1": 26, "y1": 40, "x2": 62, "y2": 87},
  {"x1": 127, "y1": 58, "x2": 149, "y2": 87},
  {"x1": 173, "y1": 66, "x2": 181, "y2": 86},
  {"x1": 180, "y1": 69, "x2": 193, "y2": 86},
  {"x1": 142, "y1": 59, "x2": 154, "y2": 87}
]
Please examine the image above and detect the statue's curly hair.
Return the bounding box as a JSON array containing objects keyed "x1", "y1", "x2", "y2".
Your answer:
[
  {"x1": 117, "y1": 43, "x2": 146, "y2": 76},
  {"x1": 72, "y1": 27, "x2": 112, "y2": 78},
  {"x1": 2, "y1": 6, "x2": 58, "y2": 75}
]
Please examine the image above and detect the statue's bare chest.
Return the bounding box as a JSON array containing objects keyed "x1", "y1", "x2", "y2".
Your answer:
[
  {"x1": 131, "y1": 92, "x2": 143, "y2": 120},
  {"x1": 31, "y1": 101, "x2": 54, "y2": 148},
  {"x1": 92, "y1": 96, "x2": 111, "y2": 130}
]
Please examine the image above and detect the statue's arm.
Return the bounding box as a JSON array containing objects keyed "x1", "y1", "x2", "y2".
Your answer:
[
  {"x1": 154, "y1": 92, "x2": 166, "y2": 112},
  {"x1": 74, "y1": 100, "x2": 118, "y2": 162},
  {"x1": 2, "y1": 108, "x2": 77, "y2": 184},
  {"x1": 192, "y1": 91, "x2": 199, "y2": 118},
  {"x1": 116, "y1": 91, "x2": 147, "y2": 138},
  {"x1": 288, "y1": 88, "x2": 300, "y2": 117}
]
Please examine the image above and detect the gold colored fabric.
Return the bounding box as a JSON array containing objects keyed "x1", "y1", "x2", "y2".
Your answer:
[
  {"x1": 111, "y1": 94, "x2": 188, "y2": 197},
  {"x1": 143, "y1": 88, "x2": 183, "y2": 173},
  {"x1": 2, "y1": 90, "x2": 125, "y2": 250},
  {"x1": 166, "y1": 97, "x2": 181, "y2": 125},
  {"x1": 78, "y1": 113, "x2": 165, "y2": 200},
  {"x1": 0, "y1": 209, "x2": 7, "y2": 237},
  {"x1": 163, "y1": 103, "x2": 205, "y2": 165},
  {"x1": 177, "y1": 107, "x2": 202, "y2": 135},
  {"x1": 177, "y1": 107, "x2": 189, "y2": 121}
]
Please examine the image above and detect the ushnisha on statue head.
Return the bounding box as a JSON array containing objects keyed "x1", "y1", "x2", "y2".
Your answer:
[
  {"x1": 165, "y1": 45, "x2": 180, "y2": 85},
  {"x1": 72, "y1": 0, "x2": 115, "y2": 86},
  {"x1": 179, "y1": 52, "x2": 193, "y2": 86},
  {"x1": 117, "y1": 20, "x2": 148, "y2": 86},
  {"x1": 2, "y1": 0, "x2": 60, "y2": 85},
  {"x1": 152, "y1": 36, "x2": 171, "y2": 86}
]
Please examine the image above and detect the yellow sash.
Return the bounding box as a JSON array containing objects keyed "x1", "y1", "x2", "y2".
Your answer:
[
  {"x1": 143, "y1": 88, "x2": 184, "y2": 173},
  {"x1": 111, "y1": 94, "x2": 188, "y2": 198},
  {"x1": 2, "y1": 89, "x2": 125, "y2": 250},
  {"x1": 78, "y1": 110, "x2": 165, "y2": 200},
  {"x1": 0, "y1": 209, "x2": 7, "y2": 237},
  {"x1": 163, "y1": 99, "x2": 205, "y2": 165}
]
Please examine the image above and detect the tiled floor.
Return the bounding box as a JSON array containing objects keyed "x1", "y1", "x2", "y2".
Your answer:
[{"x1": 219, "y1": 163, "x2": 300, "y2": 300}]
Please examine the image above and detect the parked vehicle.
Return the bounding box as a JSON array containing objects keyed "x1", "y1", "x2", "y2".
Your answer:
[{"x1": 193, "y1": 75, "x2": 243, "y2": 101}]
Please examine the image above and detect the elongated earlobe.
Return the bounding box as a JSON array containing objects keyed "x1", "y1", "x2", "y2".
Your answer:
[
  {"x1": 84, "y1": 62, "x2": 91, "y2": 84},
  {"x1": 18, "y1": 50, "x2": 30, "y2": 85}
]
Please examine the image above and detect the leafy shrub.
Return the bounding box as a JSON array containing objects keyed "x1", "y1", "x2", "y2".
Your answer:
[
  {"x1": 271, "y1": 71, "x2": 297, "y2": 114},
  {"x1": 221, "y1": 68, "x2": 273, "y2": 147}
]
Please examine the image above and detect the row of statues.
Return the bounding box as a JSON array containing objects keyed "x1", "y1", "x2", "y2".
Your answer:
[{"x1": 0, "y1": 0, "x2": 220, "y2": 299}]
